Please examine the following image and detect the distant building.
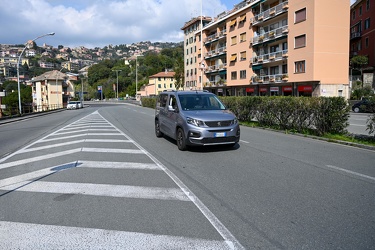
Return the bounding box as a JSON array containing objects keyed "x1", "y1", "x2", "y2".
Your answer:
[
  {"x1": 350, "y1": 0, "x2": 375, "y2": 87},
  {"x1": 139, "y1": 71, "x2": 176, "y2": 97}
]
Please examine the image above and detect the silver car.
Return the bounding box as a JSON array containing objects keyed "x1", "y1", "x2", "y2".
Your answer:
[{"x1": 155, "y1": 90, "x2": 240, "y2": 150}]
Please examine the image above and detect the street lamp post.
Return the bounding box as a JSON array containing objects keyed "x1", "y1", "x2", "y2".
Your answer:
[
  {"x1": 112, "y1": 70, "x2": 122, "y2": 100},
  {"x1": 17, "y1": 32, "x2": 55, "y2": 115},
  {"x1": 136, "y1": 55, "x2": 143, "y2": 100}
]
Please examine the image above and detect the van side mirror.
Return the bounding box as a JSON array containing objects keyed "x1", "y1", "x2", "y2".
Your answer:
[{"x1": 168, "y1": 105, "x2": 178, "y2": 112}]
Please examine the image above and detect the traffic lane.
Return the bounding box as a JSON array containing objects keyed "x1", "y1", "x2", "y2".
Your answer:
[
  {"x1": 104, "y1": 105, "x2": 375, "y2": 249},
  {"x1": 0, "y1": 108, "x2": 94, "y2": 159},
  {"x1": 348, "y1": 112, "x2": 372, "y2": 135}
]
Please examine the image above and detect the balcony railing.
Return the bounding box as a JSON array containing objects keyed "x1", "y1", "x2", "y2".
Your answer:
[
  {"x1": 251, "y1": 1, "x2": 288, "y2": 26},
  {"x1": 251, "y1": 49, "x2": 288, "y2": 65},
  {"x1": 350, "y1": 32, "x2": 361, "y2": 39},
  {"x1": 204, "y1": 63, "x2": 227, "y2": 73},
  {"x1": 204, "y1": 29, "x2": 227, "y2": 44},
  {"x1": 251, "y1": 74, "x2": 288, "y2": 84},
  {"x1": 204, "y1": 46, "x2": 227, "y2": 59},
  {"x1": 204, "y1": 80, "x2": 227, "y2": 87},
  {"x1": 252, "y1": 25, "x2": 288, "y2": 46}
]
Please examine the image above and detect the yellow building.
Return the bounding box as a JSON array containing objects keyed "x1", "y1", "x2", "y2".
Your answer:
[
  {"x1": 31, "y1": 70, "x2": 75, "y2": 111},
  {"x1": 141, "y1": 71, "x2": 176, "y2": 96},
  {"x1": 182, "y1": 0, "x2": 350, "y2": 98}
]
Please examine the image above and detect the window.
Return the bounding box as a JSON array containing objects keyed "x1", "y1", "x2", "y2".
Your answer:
[
  {"x1": 240, "y1": 70, "x2": 246, "y2": 79},
  {"x1": 240, "y1": 33, "x2": 246, "y2": 42},
  {"x1": 364, "y1": 18, "x2": 370, "y2": 29},
  {"x1": 230, "y1": 54, "x2": 237, "y2": 62},
  {"x1": 186, "y1": 49, "x2": 188, "y2": 55},
  {"x1": 231, "y1": 36, "x2": 237, "y2": 45},
  {"x1": 270, "y1": 66, "x2": 279, "y2": 75},
  {"x1": 240, "y1": 51, "x2": 246, "y2": 61},
  {"x1": 239, "y1": 14, "x2": 246, "y2": 23},
  {"x1": 159, "y1": 94, "x2": 168, "y2": 107},
  {"x1": 282, "y1": 64, "x2": 288, "y2": 74},
  {"x1": 295, "y1": 60, "x2": 305, "y2": 73},
  {"x1": 359, "y1": 6, "x2": 362, "y2": 16},
  {"x1": 295, "y1": 35, "x2": 306, "y2": 48},
  {"x1": 230, "y1": 19, "x2": 237, "y2": 27},
  {"x1": 357, "y1": 41, "x2": 361, "y2": 51},
  {"x1": 295, "y1": 8, "x2": 306, "y2": 23},
  {"x1": 365, "y1": 37, "x2": 369, "y2": 48},
  {"x1": 158, "y1": 84, "x2": 162, "y2": 89},
  {"x1": 352, "y1": 10, "x2": 356, "y2": 20},
  {"x1": 231, "y1": 71, "x2": 237, "y2": 80},
  {"x1": 366, "y1": 0, "x2": 370, "y2": 11}
]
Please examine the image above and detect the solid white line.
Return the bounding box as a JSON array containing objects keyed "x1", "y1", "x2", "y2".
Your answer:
[
  {"x1": 55, "y1": 129, "x2": 118, "y2": 135},
  {"x1": 0, "y1": 149, "x2": 81, "y2": 170},
  {"x1": 1, "y1": 181, "x2": 190, "y2": 201},
  {"x1": 78, "y1": 161, "x2": 161, "y2": 170},
  {"x1": 0, "y1": 161, "x2": 160, "y2": 188},
  {"x1": 84, "y1": 139, "x2": 132, "y2": 143},
  {"x1": 240, "y1": 140, "x2": 249, "y2": 144},
  {"x1": 82, "y1": 148, "x2": 144, "y2": 154},
  {"x1": 0, "y1": 221, "x2": 231, "y2": 250},
  {"x1": 326, "y1": 165, "x2": 375, "y2": 181},
  {"x1": 349, "y1": 124, "x2": 366, "y2": 127},
  {"x1": 21, "y1": 140, "x2": 85, "y2": 152}
]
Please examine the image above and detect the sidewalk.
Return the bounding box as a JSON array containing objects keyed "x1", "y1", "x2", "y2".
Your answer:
[{"x1": 0, "y1": 109, "x2": 65, "y2": 125}]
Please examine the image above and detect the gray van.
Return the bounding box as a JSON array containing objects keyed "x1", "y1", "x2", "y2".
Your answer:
[{"x1": 155, "y1": 90, "x2": 240, "y2": 150}]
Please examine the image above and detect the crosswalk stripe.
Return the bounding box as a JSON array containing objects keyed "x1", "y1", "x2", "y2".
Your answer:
[
  {"x1": 1, "y1": 181, "x2": 190, "y2": 201},
  {"x1": 0, "y1": 149, "x2": 81, "y2": 170},
  {"x1": 0, "y1": 221, "x2": 232, "y2": 250},
  {"x1": 78, "y1": 161, "x2": 161, "y2": 170},
  {"x1": 82, "y1": 148, "x2": 143, "y2": 154}
]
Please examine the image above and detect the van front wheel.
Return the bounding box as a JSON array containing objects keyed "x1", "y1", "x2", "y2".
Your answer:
[{"x1": 176, "y1": 128, "x2": 187, "y2": 151}]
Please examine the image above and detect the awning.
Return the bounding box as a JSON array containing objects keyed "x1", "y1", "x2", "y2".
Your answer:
[
  {"x1": 252, "y1": 65, "x2": 263, "y2": 70},
  {"x1": 246, "y1": 87, "x2": 255, "y2": 93},
  {"x1": 240, "y1": 15, "x2": 246, "y2": 22},
  {"x1": 230, "y1": 55, "x2": 237, "y2": 61},
  {"x1": 270, "y1": 87, "x2": 279, "y2": 92},
  {"x1": 259, "y1": 87, "x2": 268, "y2": 92},
  {"x1": 229, "y1": 19, "x2": 237, "y2": 26},
  {"x1": 282, "y1": 86, "x2": 293, "y2": 92},
  {"x1": 298, "y1": 85, "x2": 313, "y2": 92}
]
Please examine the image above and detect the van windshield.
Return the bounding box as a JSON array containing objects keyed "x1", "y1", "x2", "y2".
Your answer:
[{"x1": 178, "y1": 94, "x2": 226, "y2": 111}]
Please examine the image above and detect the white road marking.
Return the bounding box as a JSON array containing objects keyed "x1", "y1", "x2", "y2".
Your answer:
[
  {"x1": 240, "y1": 140, "x2": 249, "y2": 144},
  {"x1": 326, "y1": 165, "x2": 375, "y2": 181},
  {"x1": 82, "y1": 148, "x2": 143, "y2": 154},
  {"x1": 55, "y1": 128, "x2": 118, "y2": 135},
  {"x1": 79, "y1": 161, "x2": 161, "y2": 170},
  {"x1": 0, "y1": 221, "x2": 232, "y2": 250},
  {"x1": 1, "y1": 181, "x2": 190, "y2": 201},
  {"x1": 349, "y1": 124, "x2": 366, "y2": 127},
  {"x1": 0, "y1": 149, "x2": 81, "y2": 170}
]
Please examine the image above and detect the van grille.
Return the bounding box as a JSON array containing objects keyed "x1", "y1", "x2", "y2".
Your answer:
[{"x1": 205, "y1": 120, "x2": 233, "y2": 127}]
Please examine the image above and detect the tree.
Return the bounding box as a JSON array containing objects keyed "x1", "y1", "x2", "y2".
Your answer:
[
  {"x1": 173, "y1": 56, "x2": 184, "y2": 90},
  {"x1": 350, "y1": 55, "x2": 369, "y2": 88}
]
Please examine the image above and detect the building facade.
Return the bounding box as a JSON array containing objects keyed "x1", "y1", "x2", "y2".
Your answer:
[
  {"x1": 350, "y1": 0, "x2": 375, "y2": 87},
  {"x1": 182, "y1": 0, "x2": 351, "y2": 98},
  {"x1": 31, "y1": 70, "x2": 75, "y2": 111}
]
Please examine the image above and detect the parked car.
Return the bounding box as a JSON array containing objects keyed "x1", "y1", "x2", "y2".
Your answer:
[
  {"x1": 155, "y1": 90, "x2": 240, "y2": 150},
  {"x1": 352, "y1": 99, "x2": 374, "y2": 113},
  {"x1": 66, "y1": 101, "x2": 78, "y2": 110}
]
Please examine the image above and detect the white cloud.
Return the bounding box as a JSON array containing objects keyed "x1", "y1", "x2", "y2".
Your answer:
[{"x1": 0, "y1": 0, "x2": 227, "y2": 49}]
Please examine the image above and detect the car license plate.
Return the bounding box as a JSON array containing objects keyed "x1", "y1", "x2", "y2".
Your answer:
[{"x1": 214, "y1": 132, "x2": 226, "y2": 137}]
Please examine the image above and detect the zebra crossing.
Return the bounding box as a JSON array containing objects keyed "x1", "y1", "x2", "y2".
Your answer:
[{"x1": 0, "y1": 111, "x2": 244, "y2": 249}]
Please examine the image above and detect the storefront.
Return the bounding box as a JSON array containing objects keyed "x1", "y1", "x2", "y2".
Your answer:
[
  {"x1": 259, "y1": 87, "x2": 268, "y2": 96},
  {"x1": 246, "y1": 87, "x2": 256, "y2": 96},
  {"x1": 282, "y1": 86, "x2": 293, "y2": 96},
  {"x1": 270, "y1": 87, "x2": 279, "y2": 96},
  {"x1": 298, "y1": 85, "x2": 313, "y2": 97}
]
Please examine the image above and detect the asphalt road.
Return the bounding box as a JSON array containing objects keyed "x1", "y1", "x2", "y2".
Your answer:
[{"x1": 0, "y1": 103, "x2": 374, "y2": 249}]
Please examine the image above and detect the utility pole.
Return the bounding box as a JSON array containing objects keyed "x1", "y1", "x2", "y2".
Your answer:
[{"x1": 112, "y1": 70, "x2": 122, "y2": 100}]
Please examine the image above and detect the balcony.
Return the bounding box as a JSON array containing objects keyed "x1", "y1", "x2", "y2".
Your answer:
[
  {"x1": 204, "y1": 46, "x2": 227, "y2": 59},
  {"x1": 350, "y1": 32, "x2": 361, "y2": 40},
  {"x1": 250, "y1": 74, "x2": 288, "y2": 84},
  {"x1": 204, "y1": 63, "x2": 227, "y2": 74},
  {"x1": 251, "y1": 25, "x2": 288, "y2": 46},
  {"x1": 251, "y1": 49, "x2": 288, "y2": 65},
  {"x1": 251, "y1": 1, "x2": 288, "y2": 26},
  {"x1": 204, "y1": 29, "x2": 227, "y2": 44}
]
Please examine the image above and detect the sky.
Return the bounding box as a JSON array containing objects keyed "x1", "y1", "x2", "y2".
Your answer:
[{"x1": 1, "y1": 0, "x2": 356, "y2": 49}]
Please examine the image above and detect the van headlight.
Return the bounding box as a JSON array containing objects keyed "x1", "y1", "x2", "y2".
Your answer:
[
  {"x1": 187, "y1": 117, "x2": 205, "y2": 127},
  {"x1": 232, "y1": 118, "x2": 238, "y2": 125}
]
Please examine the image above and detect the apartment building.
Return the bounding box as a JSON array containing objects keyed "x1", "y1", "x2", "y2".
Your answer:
[
  {"x1": 183, "y1": 0, "x2": 350, "y2": 98},
  {"x1": 181, "y1": 16, "x2": 212, "y2": 90},
  {"x1": 350, "y1": 0, "x2": 375, "y2": 86},
  {"x1": 30, "y1": 70, "x2": 75, "y2": 111}
]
